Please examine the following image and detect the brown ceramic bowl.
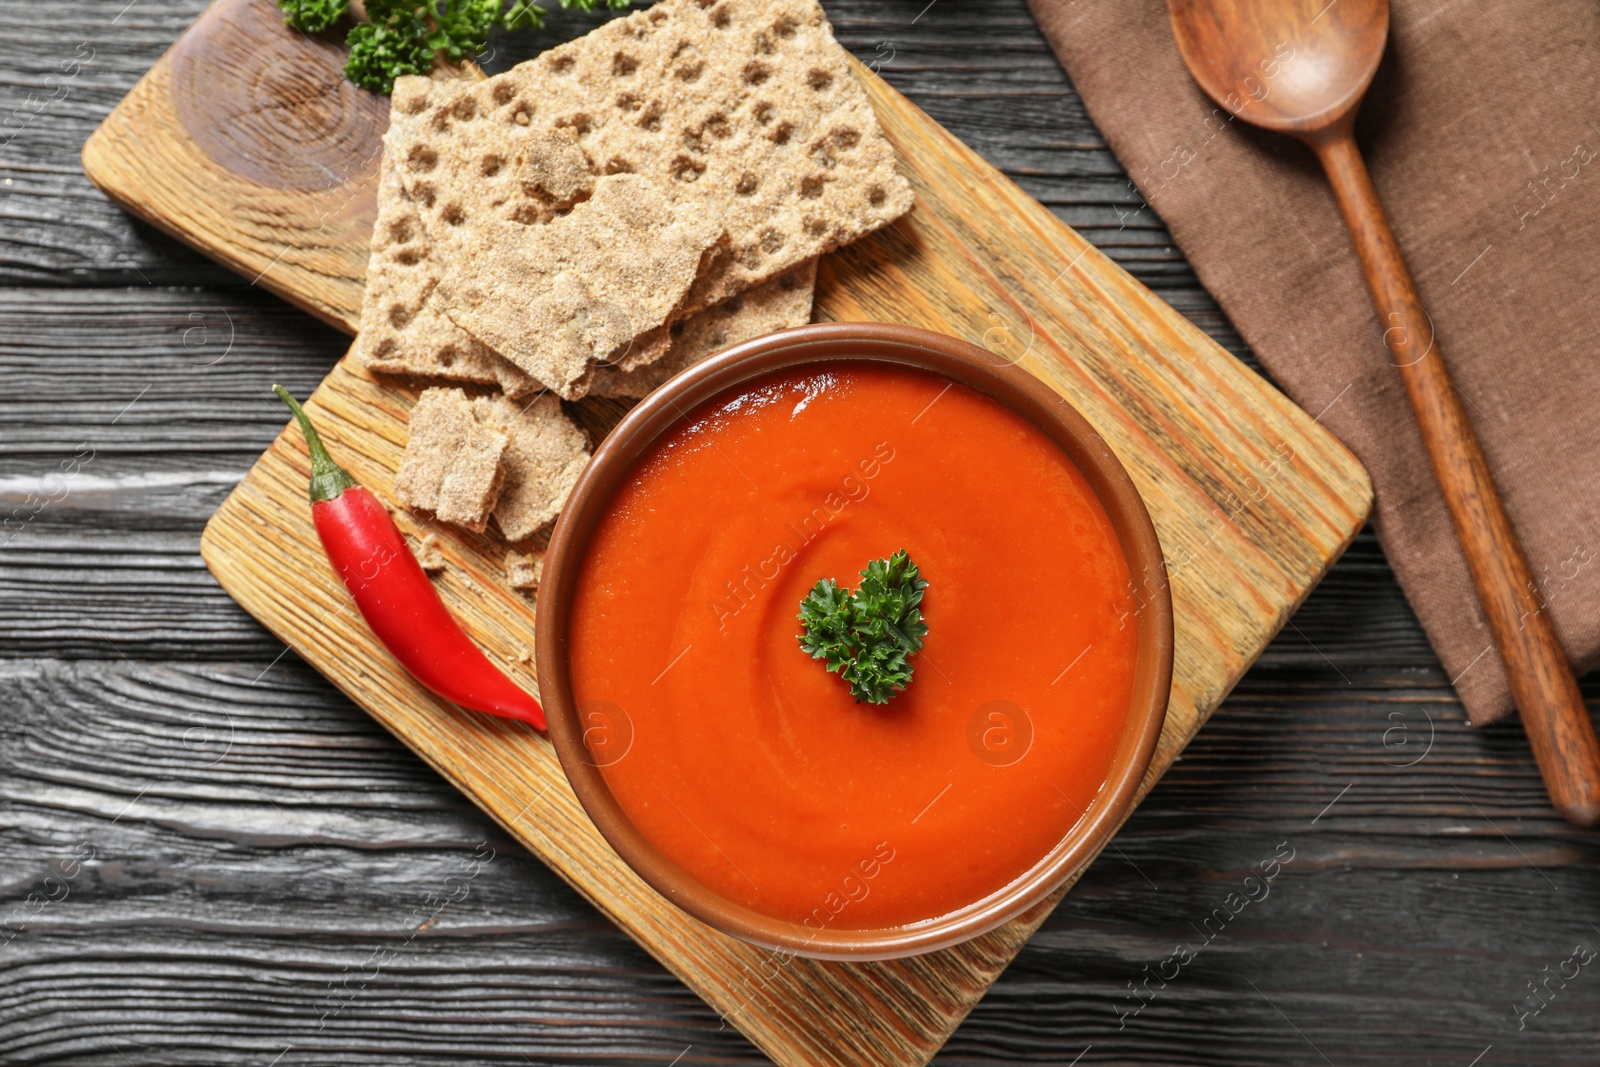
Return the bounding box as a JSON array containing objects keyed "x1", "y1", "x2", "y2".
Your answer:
[{"x1": 536, "y1": 322, "x2": 1173, "y2": 960}]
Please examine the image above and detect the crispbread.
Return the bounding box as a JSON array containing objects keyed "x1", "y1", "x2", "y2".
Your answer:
[
  {"x1": 355, "y1": 76, "x2": 542, "y2": 398},
  {"x1": 394, "y1": 387, "x2": 510, "y2": 531},
  {"x1": 520, "y1": 126, "x2": 594, "y2": 205},
  {"x1": 394, "y1": 0, "x2": 911, "y2": 369},
  {"x1": 410, "y1": 531, "x2": 448, "y2": 573},
  {"x1": 610, "y1": 323, "x2": 673, "y2": 373},
  {"x1": 473, "y1": 393, "x2": 591, "y2": 541},
  {"x1": 433, "y1": 169, "x2": 722, "y2": 398},
  {"x1": 505, "y1": 551, "x2": 545, "y2": 593},
  {"x1": 589, "y1": 259, "x2": 817, "y2": 399}
]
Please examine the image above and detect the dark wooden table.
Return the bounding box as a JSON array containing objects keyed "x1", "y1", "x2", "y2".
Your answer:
[{"x1": 3, "y1": 1, "x2": 1598, "y2": 1063}]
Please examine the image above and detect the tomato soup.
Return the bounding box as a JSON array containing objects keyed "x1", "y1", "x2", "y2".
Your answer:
[{"x1": 569, "y1": 362, "x2": 1138, "y2": 931}]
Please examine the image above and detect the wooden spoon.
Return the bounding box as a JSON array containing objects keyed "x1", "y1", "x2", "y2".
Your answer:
[{"x1": 1168, "y1": 0, "x2": 1600, "y2": 825}]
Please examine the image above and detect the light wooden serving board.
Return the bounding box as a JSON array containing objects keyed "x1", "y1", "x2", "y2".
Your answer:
[{"x1": 84, "y1": 1, "x2": 1372, "y2": 1063}]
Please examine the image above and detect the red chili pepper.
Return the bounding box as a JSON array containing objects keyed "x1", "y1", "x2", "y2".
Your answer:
[{"x1": 274, "y1": 385, "x2": 546, "y2": 731}]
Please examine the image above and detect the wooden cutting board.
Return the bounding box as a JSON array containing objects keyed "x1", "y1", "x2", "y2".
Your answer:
[{"x1": 83, "y1": 1, "x2": 1372, "y2": 1063}]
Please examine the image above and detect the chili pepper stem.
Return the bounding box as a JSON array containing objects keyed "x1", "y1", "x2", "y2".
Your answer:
[{"x1": 274, "y1": 385, "x2": 356, "y2": 504}]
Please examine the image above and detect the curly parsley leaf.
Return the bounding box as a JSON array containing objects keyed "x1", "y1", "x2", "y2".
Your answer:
[
  {"x1": 798, "y1": 578, "x2": 860, "y2": 674},
  {"x1": 278, "y1": 0, "x2": 349, "y2": 33},
  {"x1": 798, "y1": 550, "x2": 929, "y2": 705},
  {"x1": 345, "y1": 13, "x2": 433, "y2": 93},
  {"x1": 843, "y1": 640, "x2": 916, "y2": 706},
  {"x1": 425, "y1": 0, "x2": 502, "y2": 62},
  {"x1": 280, "y1": 0, "x2": 634, "y2": 94},
  {"x1": 851, "y1": 551, "x2": 928, "y2": 655},
  {"x1": 501, "y1": 0, "x2": 547, "y2": 29}
]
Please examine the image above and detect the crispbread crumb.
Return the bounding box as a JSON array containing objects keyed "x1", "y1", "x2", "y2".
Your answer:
[
  {"x1": 410, "y1": 531, "x2": 449, "y2": 573},
  {"x1": 506, "y1": 551, "x2": 544, "y2": 593},
  {"x1": 473, "y1": 393, "x2": 591, "y2": 541},
  {"x1": 394, "y1": 387, "x2": 510, "y2": 532},
  {"x1": 520, "y1": 126, "x2": 593, "y2": 206}
]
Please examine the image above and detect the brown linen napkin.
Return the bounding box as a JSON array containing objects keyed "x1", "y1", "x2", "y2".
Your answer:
[{"x1": 1027, "y1": 0, "x2": 1600, "y2": 724}]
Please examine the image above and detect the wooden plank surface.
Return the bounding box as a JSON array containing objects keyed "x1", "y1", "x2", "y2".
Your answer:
[
  {"x1": 72, "y1": 1, "x2": 1371, "y2": 1061},
  {"x1": 2, "y1": 3, "x2": 1595, "y2": 1065},
  {"x1": 29, "y1": 2, "x2": 1598, "y2": 1065}
]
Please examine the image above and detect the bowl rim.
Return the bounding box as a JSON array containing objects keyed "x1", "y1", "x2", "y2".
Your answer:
[{"x1": 536, "y1": 321, "x2": 1174, "y2": 961}]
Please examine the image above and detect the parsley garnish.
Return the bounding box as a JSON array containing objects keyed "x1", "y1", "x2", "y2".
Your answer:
[
  {"x1": 798, "y1": 550, "x2": 929, "y2": 705},
  {"x1": 278, "y1": 0, "x2": 348, "y2": 33},
  {"x1": 276, "y1": 0, "x2": 632, "y2": 94}
]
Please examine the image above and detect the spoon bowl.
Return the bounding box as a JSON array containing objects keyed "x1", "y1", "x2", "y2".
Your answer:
[{"x1": 1168, "y1": 0, "x2": 1388, "y2": 135}]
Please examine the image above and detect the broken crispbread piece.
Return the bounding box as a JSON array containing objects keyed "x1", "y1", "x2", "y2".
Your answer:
[
  {"x1": 610, "y1": 323, "x2": 673, "y2": 374},
  {"x1": 506, "y1": 551, "x2": 545, "y2": 593},
  {"x1": 589, "y1": 259, "x2": 817, "y2": 399},
  {"x1": 473, "y1": 393, "x2": 592, "y2": 541},
  {"x1": 355, "y1": 76, "x2": 542, "y2": 398},
  {"x1": 409, "y1": 531, "x2": 448, "y2": 573},
  {"x1": 395, "y1": 0, "x2": 911, "y2": 350},
  {"x1": 394, "y1": 387, "x2": 510, "y2": 532},
  {"x1": 433, "y1": 170, "x2": 722, "y2": 398}
]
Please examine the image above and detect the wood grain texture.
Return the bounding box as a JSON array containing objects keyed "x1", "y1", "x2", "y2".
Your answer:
[
  {"x1": 32, "y1": 1, "x2": 1594, "y2": 1063},
  {"x1": 62, "y1": 5, "x2": 1377, "y2": 1062},
  {"x1": 80, "y1": 0, "x2": 387, "y2": 329}
]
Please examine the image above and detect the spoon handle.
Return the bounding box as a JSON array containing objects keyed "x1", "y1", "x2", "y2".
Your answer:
[{"x1": 1309, "y1": 124, "x2": 1600, "y2": 826}]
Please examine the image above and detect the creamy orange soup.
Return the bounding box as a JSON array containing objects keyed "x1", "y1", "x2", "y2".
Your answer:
[{"x1": 570, "y1": 362, "x2": 1138, "y2": 930}]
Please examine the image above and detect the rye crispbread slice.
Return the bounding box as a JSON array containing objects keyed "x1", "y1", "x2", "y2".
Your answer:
[
  {"x1": 394, "y1": 387, "x2": 510, "y2": 532},
  {"x1": 355, "y1": 77, "x2": 543, "y2": 398},
  {"x1": 394, "y1": 0, "x2": 911, "y2": 381},
  {"x1": 589, "y1": 259, "x2": 817, "y2": 399},
  {"x1": 432, "y1": 166, "x2": 721, "y2": 399},
  {"x1": 473, "y1": 393, "x2": 591, "y2": 541}
]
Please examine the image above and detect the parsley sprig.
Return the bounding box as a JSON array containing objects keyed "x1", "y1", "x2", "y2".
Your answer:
[
  {"x1": 278, "y1": 0, "x2": 348, "y2": 33},
  {"x1": 277, "y1": 0, "x2": 632, "y2": 94},
  {"x1": 798, "y1": 550, "x2": 930, "y2": 705}
]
